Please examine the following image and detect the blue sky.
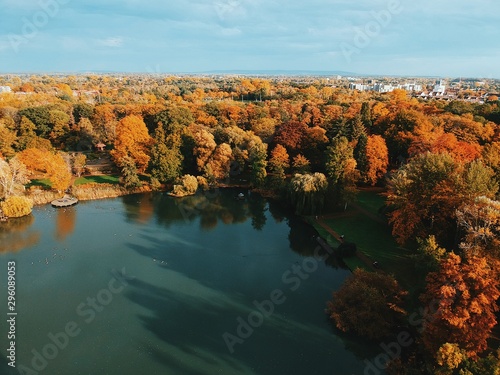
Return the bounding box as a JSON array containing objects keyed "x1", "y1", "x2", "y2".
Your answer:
[{"x1": 0, "y1": 0, "x2": 499, "y2": 77}]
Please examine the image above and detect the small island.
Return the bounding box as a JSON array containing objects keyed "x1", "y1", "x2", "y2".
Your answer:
[{"x1": 51, "y1": 196, "x2": 78, "y2": 208}]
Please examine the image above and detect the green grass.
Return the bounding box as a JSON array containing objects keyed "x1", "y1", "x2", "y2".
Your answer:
[
  {"x1": 74, "y1": 175, "x2": 120, "y2": 186},
  {"x1": 305, "y1": 217, "x2": 372, "y2": 272},
  {"x1": 27, "y1": 178, "x2": 52, "y2": 189},
  {"x1": 322, "y1": 194, "x2": 417, "y2": 292},
  {"x1": 356, "y1": 190, "x2": 386, "y2": 216}
]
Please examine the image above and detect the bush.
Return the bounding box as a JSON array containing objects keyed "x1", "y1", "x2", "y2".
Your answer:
[
  {"x1": 1, "y1": 196, "x2": 33, "y2": 218},
  {"x1": 171, "y1": 175, "x2": 198, "y2": 197}
]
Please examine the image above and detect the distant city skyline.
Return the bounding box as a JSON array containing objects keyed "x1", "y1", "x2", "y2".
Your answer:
[{"x1": 0, "y1": 0, "x2": 499, "y2": 78}]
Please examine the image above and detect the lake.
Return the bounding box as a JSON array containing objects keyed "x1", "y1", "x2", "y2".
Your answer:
[{"x1": 0, "y1": 189, "x2": 381, "y2": 375}]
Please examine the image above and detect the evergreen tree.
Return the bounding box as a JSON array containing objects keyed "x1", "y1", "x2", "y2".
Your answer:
[{"x1": 150, "y1": 122, "x2": 183, "y2": 183}]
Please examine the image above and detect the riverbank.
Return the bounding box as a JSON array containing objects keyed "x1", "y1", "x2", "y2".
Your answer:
[{"x1": 26, "y1": 183, "x2": 153, "y2": 206}]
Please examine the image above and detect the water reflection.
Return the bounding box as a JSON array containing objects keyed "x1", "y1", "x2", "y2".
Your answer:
[
  {"x1": 0, "y1": 214, "x2": 39, "y2": 253},
  {"x1": 122, "y1": 190, "x2": 270, "y2": 231},
  {"x1": 55, "y1": 207, "x2": 76, "y2": 241}
]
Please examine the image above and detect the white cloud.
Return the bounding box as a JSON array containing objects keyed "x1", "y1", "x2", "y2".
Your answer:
[
  {"x1": 218, "y1": 27, "x2": 242, "y2": 37},
  {"x1": 98, "y1": 37, "x2": 123, "y2": 47}
]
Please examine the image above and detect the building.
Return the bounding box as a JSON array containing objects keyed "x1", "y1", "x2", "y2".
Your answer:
[
  {"x1": 0, "y1": 86, "x2": 12, "y2": 93},
  {"x1": 433, "y1": 80, "x2": 446, "y2": 95}
]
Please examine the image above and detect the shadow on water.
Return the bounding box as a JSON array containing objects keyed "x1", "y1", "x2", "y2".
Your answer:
[
  {"x1": 124, "y1": 271, "x2": 363, "y2": 375},
  {"x1": 0, "y1": 214, "x2": 39, "y2": 253},
  {"x1": 121, "y1": 190, "x2": 371, "y2": 374},
  {"x1": 0, "y1": 356, "x2": 18, "y2": 375}
]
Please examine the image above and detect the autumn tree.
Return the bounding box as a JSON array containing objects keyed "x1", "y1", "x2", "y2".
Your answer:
[
  {"x1": 291, "y1": 154, "x2": 310, "y2": 174},
  {"x1": 387, "y1": 152, "x2": 462, "y2": 244},
  {"x1": 0, "y1": 157, "x2": 30, "y2": 199},
  {"x1": 0, "y1": 121, "x2": 17, "y2": 157},
  {"x1": 191, "y1": 125, "x2": 217, "y2": 173},
  {"x1": 420, "y1": 253, "x2": 499, "y2": 358},
  {"x1": 364, "y1": 134, "x2": 389, "y2": 186},
  {"x1": 288, "y1": 173, "x2": 328, "y2": 215},
  {"x1": 327, "y1": 269, "x2": 407, "y2": 339},
  {"x1": 1, "y1": 196, "x2": 33, "y2": 218},
  {"x1": 18, "y1": 148, "x2": 72, "y2": 191},
  {"x1": 172, "y1": 174, "x2": 198, "y2": 196},
  {"x1": 273, "y1": 120, "x2": 308, "y2": 156},
  {"x1": 71, "y1": 153, "x2": 87, "y2": 177},
  {"x1": 456, "y1": 196, "x2": 500, "y2": 260},
  {"x1": 92, "y1": 103, "x2": 117, "y2": 142},
  {"x1": 48, "y1": 109, "x2": 71, "y2": 146},
  {"x1": 111, "y1": 115, "x2": 152, "y2": 173},
  {"x1": 268, "y1": 144, "x2": 289, "y2": 183},
  {"x1": 205, "y1": 143, "x2": 233, "y2": 181}
]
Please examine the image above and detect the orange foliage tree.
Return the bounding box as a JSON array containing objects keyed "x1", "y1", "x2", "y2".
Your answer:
[
  {"x1": 365, "y1": 134, "x2": 389, "y2": 185},
  {"x1": 111, "y1": 115, "x2": 152, "y2": 173},
  {"x1": 18, "y1": 148, "x2": 72, "y2": 191},
  {"x1": 327, "y1": 269, "x2": 407, "y2": 339},
  {"x1": 420, "y1": 253, "x2": 499, "y2": 358}
]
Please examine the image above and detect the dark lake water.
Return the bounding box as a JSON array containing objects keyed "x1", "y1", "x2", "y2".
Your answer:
[{"x1": 0, "y1": 189, "x2": 381, "y2": 375}]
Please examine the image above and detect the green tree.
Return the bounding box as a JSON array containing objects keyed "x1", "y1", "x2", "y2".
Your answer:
[
  {"x1": 361, "y1": 102, "x2": 373, "y2": 129},
  {"x1": 325, "y1": 136, "x2": 359, "y2": 208},
  {"x1": 354, "y1": 133, "x2": 368, "y2": 179},
  {"x1": 18, "y1": 107, "x2": 52, "y2": 137},
  {"x1": 119, "y1": 156, "x2": 141, "y2": 189},
  {"x1": 150, "y1": 122, "x2": 183, "y2": 183},
  {"x1": 16, "y1": 116, "x2": 37, "y2": 151},
  {"x1": 387, "y1": 152, "x2": 462, "y2": 245}
]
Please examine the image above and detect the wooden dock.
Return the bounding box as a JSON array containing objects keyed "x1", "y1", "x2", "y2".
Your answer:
[{"x1": 51, "y1": 196, "x2": 78, "y2": 208}]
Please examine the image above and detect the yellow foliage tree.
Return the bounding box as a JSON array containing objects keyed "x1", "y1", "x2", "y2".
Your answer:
[
  {"x1": 111, "y1": 115, "x2": 152, "y2": 173},
  {"x1": 18, "y1": 148, "x2": 72, "y2": 192},
  {"x1": 1, "y1": 196, "x2": 33, "y2": 218}
]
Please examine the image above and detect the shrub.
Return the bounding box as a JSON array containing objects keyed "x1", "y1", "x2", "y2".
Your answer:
[
  {"x1": 172, "y1": 175, "x2": 198, "y2": 197},
  {"x1": 1, "y1": 196, "x2": 33, "y2": 218}
]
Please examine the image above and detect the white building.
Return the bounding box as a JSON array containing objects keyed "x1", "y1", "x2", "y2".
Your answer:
[
  {"x1": 0, "y1": 86, "x2": 12, "y2": 93},
  {"x1": 433, "y1": 80, "x2": 446, "y2": 95}
]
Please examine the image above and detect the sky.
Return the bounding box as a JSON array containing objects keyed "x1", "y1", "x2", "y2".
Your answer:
[{"x1": 0, "y1": 0, "x2": 499, "y2": 77}]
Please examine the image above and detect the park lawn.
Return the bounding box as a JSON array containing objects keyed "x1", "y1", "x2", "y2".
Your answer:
[
  {"x1": 322, "y1": 212, "x2": 416, "y2": 291},
  {"x1": 27, "y1": 178, "x2": 52, "y2": 189},
  {"x1": 304, "y1": 217, "x2": 372, "y2": 272},
  {"x1": 355, "y1": 189, "x2": 386, "y2": 216},
  {"x1": 74, "y1": 175, "x2": 120, "y2": 186}
]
